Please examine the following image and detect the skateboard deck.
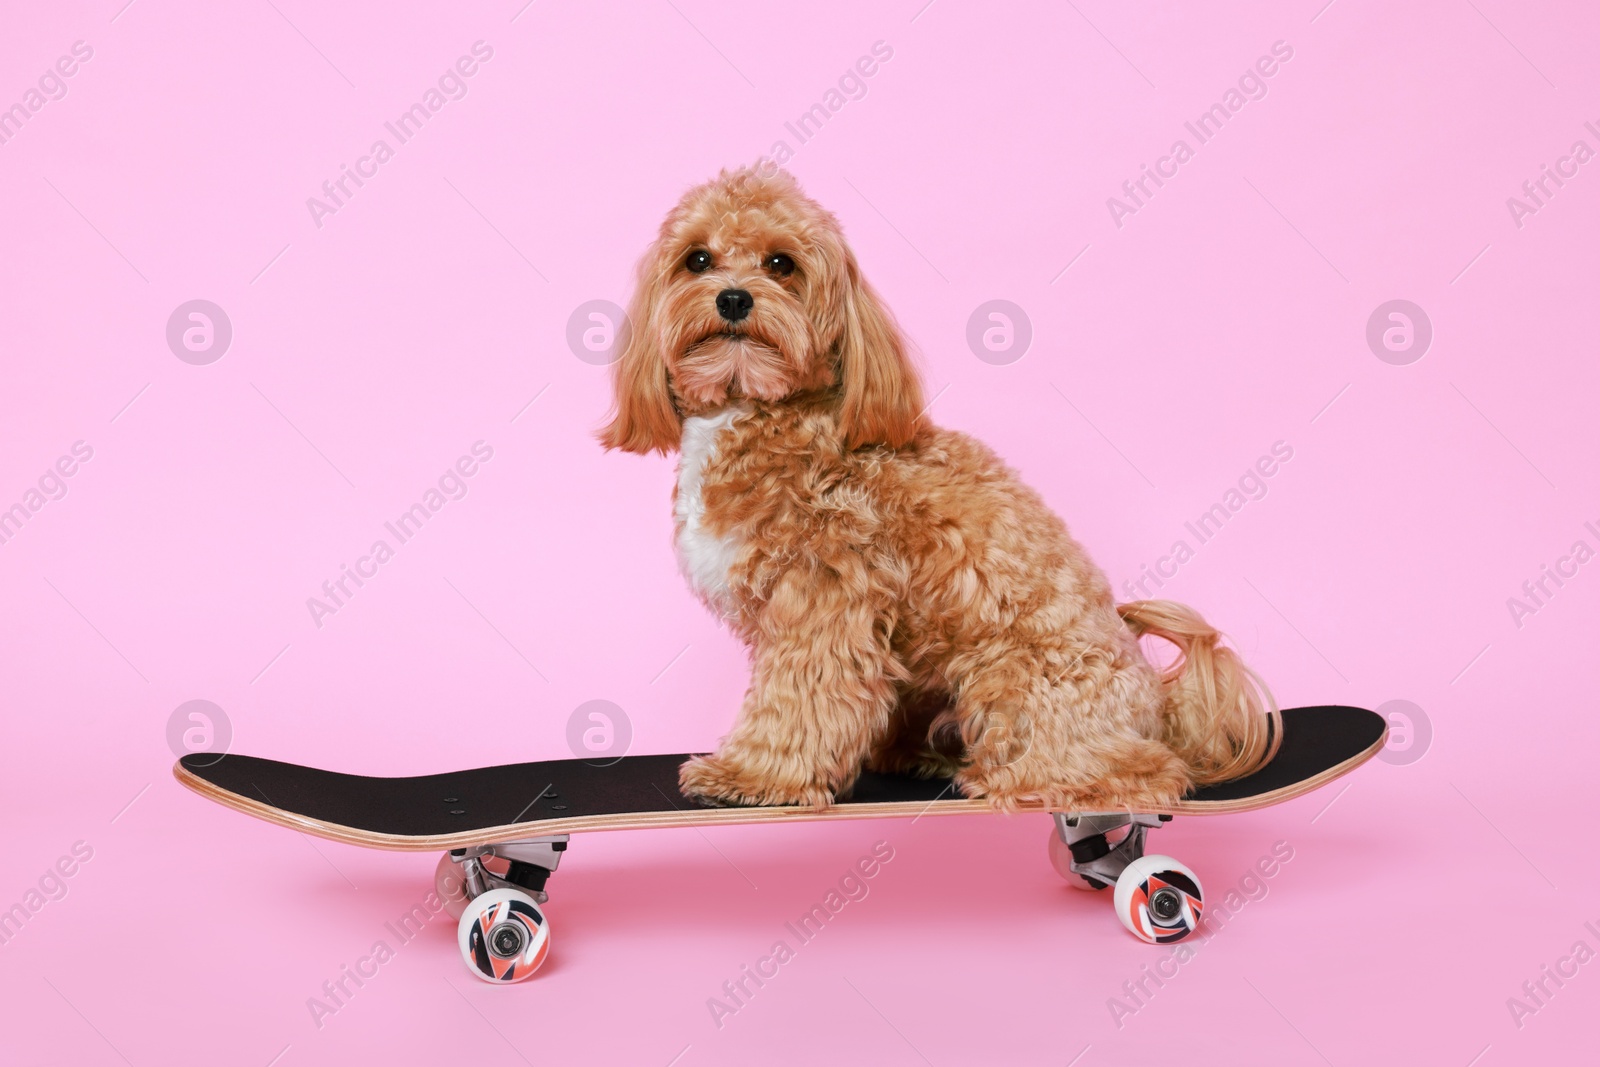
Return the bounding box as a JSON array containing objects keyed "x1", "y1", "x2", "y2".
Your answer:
[{"x1": 174, "y1": 705, "x2": 1386, "y2": 851}]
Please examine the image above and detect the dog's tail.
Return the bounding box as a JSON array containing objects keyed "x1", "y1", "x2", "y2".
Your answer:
[{"x1": 1117, "y1": 599, "x2": 1281, "y2": 785}]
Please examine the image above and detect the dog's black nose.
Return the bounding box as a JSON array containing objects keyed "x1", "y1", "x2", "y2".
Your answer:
[{"x1": 716, "y1": 289, "x2": 753, "y2": 322}]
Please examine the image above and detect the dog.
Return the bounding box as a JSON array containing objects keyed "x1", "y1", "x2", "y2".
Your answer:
[{"x1": 600, "y1": 167, "x2": 1280, "y2": 811}]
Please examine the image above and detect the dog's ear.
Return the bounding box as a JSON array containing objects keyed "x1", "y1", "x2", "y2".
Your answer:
[
  {"x1": 598, "y1": 256, "x2": 681, "y2": 454},
  {"x1": 836, "y1": 253, "x2": 924, "y2": 450}
]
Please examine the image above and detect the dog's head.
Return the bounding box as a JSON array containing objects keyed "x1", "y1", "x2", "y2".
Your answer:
[{"x1": 599, "y1": 168, "x2": 923, "y2": 454}]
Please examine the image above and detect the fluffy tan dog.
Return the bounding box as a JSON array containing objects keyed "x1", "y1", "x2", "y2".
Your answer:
[{"x1": 601, "y1": 167, "x2": 1279, "y2": 811}]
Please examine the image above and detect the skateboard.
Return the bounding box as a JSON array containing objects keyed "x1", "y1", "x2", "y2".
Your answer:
[{"x1": 174, "y1": 704, "x2": 1386, "y2": 982}]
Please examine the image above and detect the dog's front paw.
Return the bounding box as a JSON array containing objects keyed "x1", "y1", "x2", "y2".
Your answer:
[
  {"x1": 678, "y1": 755, "x2": 747, "y2": 807},
  {"x1": 679, "y1": 754, "x2": 832, "y2": 809}
]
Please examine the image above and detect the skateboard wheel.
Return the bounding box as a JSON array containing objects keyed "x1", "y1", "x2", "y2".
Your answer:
[
  {"x1": 435, "y1": 853, "x2": 471, "y2": 921},
  {"x1": 1114, "y1": 855, "x2": 1203, "y2": 945},
  {"x1": 1046, "y1": 829, "x2": 1108, "y2": 890},
  {"x1": 457, "y1": 888, "x2": 551, "y2": 983}
]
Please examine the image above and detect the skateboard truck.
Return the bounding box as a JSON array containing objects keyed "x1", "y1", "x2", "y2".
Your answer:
[
  {"x1": 1051, "y1": 812, "x2": 1171, "y2": 890},
  {"x1": 445, "y1": 836, "x2": 569, "y2": 904},
  {"x1": 437, "y1": 837, "x2": 566, "y2": 982},
  {"x1": 1049, "y1": 812, "x2": 1204, "y2": 944}
]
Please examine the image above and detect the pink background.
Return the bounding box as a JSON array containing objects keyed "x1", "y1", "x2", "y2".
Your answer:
[{"x1": 2, "y1": 0, "x2": 1595, "y2": 1063}]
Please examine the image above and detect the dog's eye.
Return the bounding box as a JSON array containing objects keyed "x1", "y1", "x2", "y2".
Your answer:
[
  {"x1": 764, "y1": 253, "x2": 796, "y2": 278},
  {"x1": 686, "y1": 249, "x2": 713, "y2": 273}
]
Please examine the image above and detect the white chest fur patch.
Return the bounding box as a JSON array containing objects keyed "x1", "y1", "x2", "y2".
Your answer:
[{"x1": 674, "y1": 405, "x2": 749, "y2": 613}]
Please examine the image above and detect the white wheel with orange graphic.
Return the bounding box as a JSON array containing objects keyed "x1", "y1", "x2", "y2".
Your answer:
[
  {"x1": 457, "y1": 888, "x2": 551, "y2": 983},
  {"x1": 1113, "y1": 855, "x2": 1203, "y2": 944}
]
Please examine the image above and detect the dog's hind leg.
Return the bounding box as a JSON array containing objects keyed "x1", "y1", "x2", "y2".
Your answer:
[
  {"x1": 943, "y1": 637, "x2": 1192, "y2": 812},
  {"x1": 680, "y1": 563, "x2": 901, "y2": 808}
]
